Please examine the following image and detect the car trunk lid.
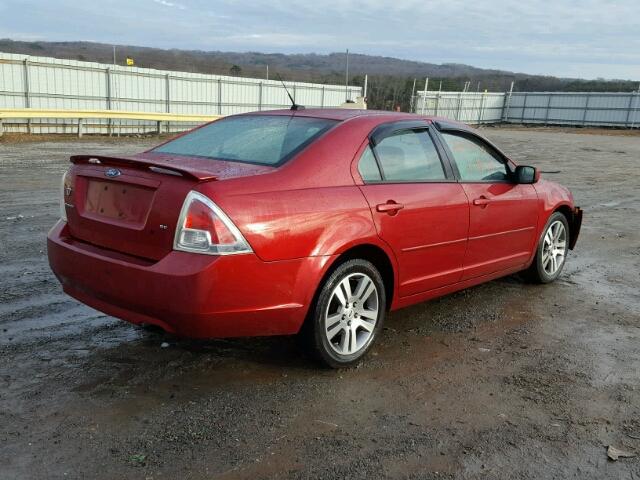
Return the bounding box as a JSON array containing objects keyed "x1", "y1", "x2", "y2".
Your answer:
[{"x1": 64, "y1": 154, "x2": 272, "y2": 261}]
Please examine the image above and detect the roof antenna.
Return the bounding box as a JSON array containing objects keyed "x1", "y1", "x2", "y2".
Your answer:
[{"x1": 276, "y1": 73, "x2": 304, "y2": 111}]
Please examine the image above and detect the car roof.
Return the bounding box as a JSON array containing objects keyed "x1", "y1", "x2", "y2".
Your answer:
[
  {"x1": 248, "y1": 108, "x2": 416, "y2": 121},
  {"x1": 247, "y1": 108, "x2": 472, "y2": 129}
]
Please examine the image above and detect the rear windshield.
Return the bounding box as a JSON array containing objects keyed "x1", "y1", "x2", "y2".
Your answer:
[{"x1": 153, "y1": 115, "x2": 337, "y2": 166}]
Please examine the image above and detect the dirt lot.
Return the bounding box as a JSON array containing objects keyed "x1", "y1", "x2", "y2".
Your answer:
[{"x1": 1, "y1": 127, "x2": 639, "y2": 479}]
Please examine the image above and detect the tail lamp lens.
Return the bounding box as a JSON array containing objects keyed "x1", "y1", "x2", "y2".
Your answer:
[
  {"x1": 174, "y1": 191, "x2": 252, "y2": 255},
  {"x1": 60, "y1": 169, "x2": 73, "y2": 221}
]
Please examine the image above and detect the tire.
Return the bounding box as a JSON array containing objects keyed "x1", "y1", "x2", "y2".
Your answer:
[
  {"x1": 525, "y1": 212, "x2": 570, "y2": 284},
  {"x1": 302, "y1": 259, "x2": 386, "y2": 368}
]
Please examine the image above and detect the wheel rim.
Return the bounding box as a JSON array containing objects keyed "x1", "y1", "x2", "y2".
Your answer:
[
  {"x1": 542, "y1": 220, "x2": 567, "y2": 276},
  {"x1": 324, "y1": 272, "x2": 379, "y2": 356}
]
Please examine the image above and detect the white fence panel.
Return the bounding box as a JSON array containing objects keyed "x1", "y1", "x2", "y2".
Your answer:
[
  {"x1": 0, "y1": 52, "x2": 362, "y2": 134},
  {"x1": 415, "y1": 92, "x2": 505, "y2": 124},
  {"x1": 415, "y1": 90, "x2": 640, "y2": 128},
  {"x1": 506, "y1": 92, "x2": 640, "y2": 126}
]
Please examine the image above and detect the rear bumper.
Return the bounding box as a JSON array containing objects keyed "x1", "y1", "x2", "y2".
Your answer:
[{"x1": 47, "y1": 221, "x2": 332, "y2": 338}]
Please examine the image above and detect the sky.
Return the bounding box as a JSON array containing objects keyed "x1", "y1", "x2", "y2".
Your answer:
[{"x1": 0, "y1": 0, "x2": 639, "y2": 80}]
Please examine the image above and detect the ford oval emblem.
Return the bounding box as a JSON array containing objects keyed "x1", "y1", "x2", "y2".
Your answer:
[{"x1": 105, "y1": 168, "x2": 121, "y2": 178}]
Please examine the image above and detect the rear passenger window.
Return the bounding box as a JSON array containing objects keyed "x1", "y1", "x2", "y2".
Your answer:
[
  {"x1": 358, "y1": 145, "x2": 382, "y2": 182},
  {"x1": 374, "y1": 130, "x2": 445, "y2": 182}
]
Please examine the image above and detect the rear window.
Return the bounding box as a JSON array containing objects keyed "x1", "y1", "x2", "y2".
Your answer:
[{"x1": 153, "y1": 115, "x2": 337, "y2": 166}]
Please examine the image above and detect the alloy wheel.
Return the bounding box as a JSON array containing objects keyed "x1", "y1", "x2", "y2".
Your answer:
[
  {"x1": 542, "y1": 220, "x2": 567, "y2": 276},
  {"x1": 324, "y1": 273, "x2": 379, "y2": 356}
]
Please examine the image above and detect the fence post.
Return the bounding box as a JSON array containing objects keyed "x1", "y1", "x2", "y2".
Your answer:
[
  {"x1": 363, "y1": 75, "x2": 367, "y2": 102},
  {"x1": 631, "y1": 89, "x2": 640, "y2": 129},
  {"x1": 520, "y1": 93, "x2": 528, "y2": 123},
  {"x1": 581, "y1": 94, "x2": 590, "y2": 126},
  {"x1": 409, "y1": 78, "x2": 416, "y2": 112},
  {"x1": 456, "y1": 92, "x2": 463, "y2": 121},
  {"x1": 0, "y1": 119, "x2": 3, "y2": 137},
  {"x1": 478, "y1": 91, "x2": 486, "y2": 125},
  {"x1": 293, "y1": 84, "x2": 297, "y2": 103},
  {"x1": 217, "y1": 79, "x2": 222, "y2": 115},
  {"x1": 106, "y1": 68, "x2": 112, "y2": 136},
  {"x1": 165, "y1": 74, "x2": 170, "y2": 135},
  {"x1": 501, "y1": 94, "x2": 508, "y2": 122},
  {"x1": 77, "y1": 118, "x2": 83, "y2": 138},
  {"x1": 258, "y1": 82, "x2": 263, "y2": 111},
  {"x1": 165, "y1": 74, "x2": 171, "y2": 112},
  {"x1": 321, "y1": 86, "x2": 325, "y2": 108},
  {"x1": 544, "y1": 94, "x2": 552, "y2": 125},
  {"x1": 23, "y1": 59, "x2": 32, "y2": 134},
  {"x1": 624, "y1": 91, "x2": 636, "y2": 127},
  {"x1": 434, "y1": 92, "x2": 440, "y2": 116},
  {"x1": 502, "y1": 81, "x2": 514, "y2": 122},
  {"x1": 421, "y1": 78, "x2": 429, "y2": 115}
]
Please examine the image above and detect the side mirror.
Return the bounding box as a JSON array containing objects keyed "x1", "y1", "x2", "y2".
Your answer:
[{"x1": 515, "y1": 165, "x2": 539, "y2": 184}]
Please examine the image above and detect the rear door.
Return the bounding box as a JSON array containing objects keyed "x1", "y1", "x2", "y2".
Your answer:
[
  {"x1": 435, "y1": 128, "x2": 539, "y2": 279},
  {"x1": 357, "y1": 121, "x2": 469, "y2": 297}
]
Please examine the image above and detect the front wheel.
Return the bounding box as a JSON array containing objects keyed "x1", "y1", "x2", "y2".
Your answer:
[
  {"x1": 525, "y1": 212, "x2": 569, "y2": 283},
  {"x1": 303, "y1": 259, "x2": 386, "y2": 368}
]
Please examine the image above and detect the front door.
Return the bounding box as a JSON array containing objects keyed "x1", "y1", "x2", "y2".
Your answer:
[
  {"x1": 357, "y1": 124, "x2": 469, "y2": 297},
  {"x1": 437, "y1": 130, "x2": 539, "y2": 280}
]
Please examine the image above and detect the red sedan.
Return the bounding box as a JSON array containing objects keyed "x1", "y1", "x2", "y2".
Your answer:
[{"x1": 48, "y1": 109, "x2": 582, "y2": 367}]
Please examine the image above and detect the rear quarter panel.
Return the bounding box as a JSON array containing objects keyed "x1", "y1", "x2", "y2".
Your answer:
[
  {"x1": 211, "y1": 185, "x2": 380, "y2": 261},
  {"x1": 199, "y1": 115, "x2": 395, "y2": 262}
]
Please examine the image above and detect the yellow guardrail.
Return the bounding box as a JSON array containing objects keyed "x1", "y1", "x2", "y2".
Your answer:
[
  {"x1": 0, "y1": 108, "x2": 222, "y2": 136},
  {"x1": 0, "y1": 108, "x2": 221, "y2": 122}
]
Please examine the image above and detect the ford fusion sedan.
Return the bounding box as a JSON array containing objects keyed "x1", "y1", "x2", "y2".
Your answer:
[{"x1": 48, "y1": 109, "x2": 582, "y2": 367}]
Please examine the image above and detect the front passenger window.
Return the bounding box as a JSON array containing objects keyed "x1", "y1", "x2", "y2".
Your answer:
[{"x1": 441, "y1": 132, "x2": 508, "y2": 182}]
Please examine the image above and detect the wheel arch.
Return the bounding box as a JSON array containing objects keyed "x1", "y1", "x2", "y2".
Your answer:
[
  {"x1": 332, "y1": 244, "x2": 396, "y2": 307},
  {"x1": 311, "y1": 242, "x2": 397, "y2": 318},
  {"x1": 553, "y1": 204, "x2": 580, "y2": 250}
]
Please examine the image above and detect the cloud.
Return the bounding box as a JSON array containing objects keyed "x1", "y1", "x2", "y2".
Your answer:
[{"x1": 151, "y1": 0, "x2": 186, "y2": 10}]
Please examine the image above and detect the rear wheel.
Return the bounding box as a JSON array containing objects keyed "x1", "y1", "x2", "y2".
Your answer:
[
  {"x1": 303, "y1": 259, "x2": 386, "y2": 368},
  {"x1": 525, "y1": 212, "x2": 569, "y2": 283}
]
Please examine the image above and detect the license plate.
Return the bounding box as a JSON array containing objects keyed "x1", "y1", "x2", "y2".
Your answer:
[{"x1": 85, "y1": 180, "x2": 154, "y2": 226}]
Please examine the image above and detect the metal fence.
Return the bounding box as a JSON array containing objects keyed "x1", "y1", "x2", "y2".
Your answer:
[
  {"x1": 415, "y1": 91, "x2": 640, "y2": 128},
  {"x1": 415, "y1": 92, "x2": 506, "y2": 124},
  {"x1": 0, "y1": 52, "x2": 362, "y2": 134}
]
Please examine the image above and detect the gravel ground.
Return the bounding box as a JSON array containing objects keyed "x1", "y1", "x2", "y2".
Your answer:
[{"x1": 1, "y1": 127, "x2": 639, "y2": 479}]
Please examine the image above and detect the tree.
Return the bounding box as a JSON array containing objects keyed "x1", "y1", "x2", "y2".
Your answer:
[{"x1": 229, "y1": 65, "x2": 242, "y2": 76}]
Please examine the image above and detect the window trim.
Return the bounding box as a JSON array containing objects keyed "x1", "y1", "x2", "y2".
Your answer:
[
  {"x1": 434, "y1": 128, "x2": 515, "y2": 184},
  {"x1": 369, "y1": 120, "x2": 430, "y2": 146},
  {"x1": 358, "y1": 121, "x2": 456, "y2": 185}
]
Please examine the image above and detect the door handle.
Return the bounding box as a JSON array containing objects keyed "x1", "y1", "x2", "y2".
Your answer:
[
  {"x1": 473, "y1": 196, "x2": 491, "y2": 207},
  {"x1": 376, "y1": 201, "x2": 404, "y2": 215}
]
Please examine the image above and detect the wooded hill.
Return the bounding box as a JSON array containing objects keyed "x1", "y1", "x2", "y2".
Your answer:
[{"x1": 1, "y1": 39, "x2": 637, "y2": 111}]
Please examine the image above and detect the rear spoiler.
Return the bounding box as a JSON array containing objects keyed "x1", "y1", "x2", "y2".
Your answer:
[{"x1": 70, "y1": 155, "x2": 218, "y2": 181}]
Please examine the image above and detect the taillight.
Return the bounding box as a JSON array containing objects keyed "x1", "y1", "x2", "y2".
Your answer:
[
  {"x1": 60, "y1": 169, "x2": 73, "y2": 221},
  {"x1": 174, "y1": 191, "x2": 252, "y2": 255}
]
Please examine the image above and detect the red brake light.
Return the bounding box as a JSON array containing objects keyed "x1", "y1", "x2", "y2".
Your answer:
[
  {"x1": 174, "y1": 191, "x2": 252, "y2": 255},
  {"x1": 184, "y1": 198, "x2": 236, "y2": 245}
]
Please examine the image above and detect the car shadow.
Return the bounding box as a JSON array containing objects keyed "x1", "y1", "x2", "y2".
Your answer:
[
  {"x1": 130, "y1": 273, "x2": 531, "y2": 370},
  {"x1": 136, "y1": 324, "x2": 321, "y2": 370},
  {"x1": 67, "y1": 272, "x2": 538, "y2": 402}
]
